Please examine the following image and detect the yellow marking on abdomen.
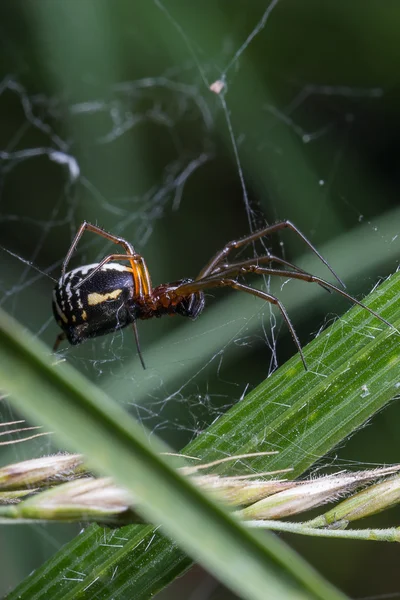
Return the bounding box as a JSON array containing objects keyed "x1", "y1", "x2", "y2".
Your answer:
[
  {"x1": 87, "y1": 289, "x2": 123, "y2": 306},
  {"x1": 54, "y1": 300, "x2": 68, "y2": 323},
  {"x1": 81, "y1": 310, "x2": 88, "y2": 320}
]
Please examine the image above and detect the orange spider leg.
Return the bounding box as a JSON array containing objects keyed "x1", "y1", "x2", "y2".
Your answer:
[
  {"x1": 62, "y1": 221, "x2": 137, "y2": 278},
  {"x1": 61, "y1": 220, "x2": 152, "y2": 298},
  {"x1": 74, "y1": 253, "x2": 152, "y2": 298}
]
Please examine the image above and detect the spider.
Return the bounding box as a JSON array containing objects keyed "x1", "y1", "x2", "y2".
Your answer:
[{"x1": 52, "y1": 220, "x2": 393, "y2": 370}]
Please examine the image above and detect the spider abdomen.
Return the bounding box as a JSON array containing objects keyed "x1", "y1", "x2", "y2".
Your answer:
[{"x1": 52, "y1": 263, "x2": 138, "y2": 345}]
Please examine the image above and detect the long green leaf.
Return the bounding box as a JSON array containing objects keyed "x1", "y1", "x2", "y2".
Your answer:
[
  {"x1": 0, "y1": 307, "x2": 349, "y2": 600},
  {"x1": 6, "y1": 272, "x2": 400, "y2": 599}
]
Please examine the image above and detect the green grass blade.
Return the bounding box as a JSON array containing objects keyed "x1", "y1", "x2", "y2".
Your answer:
[
  {"x1": 6, "y1": 272, "x2": 400, "y2": 599},
  {"x1": 5, "y1": 273, "x2": 400, "y2": 600},
  {"x1": 0, "y1": 307, "x2": 349, "y2": 600},
  {"x1": 105, "y1": 272, "x2": 399, "y2": 600}
]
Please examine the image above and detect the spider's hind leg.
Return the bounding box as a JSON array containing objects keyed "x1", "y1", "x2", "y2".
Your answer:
[{"x1": 53, "y1": 332, "x2": 67, "y2": 352}]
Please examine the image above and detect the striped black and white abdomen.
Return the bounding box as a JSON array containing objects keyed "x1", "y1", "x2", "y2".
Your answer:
[{"x1": 52, "y1": 263, "x2": 137, "y2": 345}]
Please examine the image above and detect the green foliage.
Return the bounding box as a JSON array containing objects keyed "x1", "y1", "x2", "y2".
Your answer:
[
  {"x1": 0, "y1": 1, "x2": 400, "y2": 597},
  {"x1": 2, "y1": 273, "x2": 399, "y2": 599}
]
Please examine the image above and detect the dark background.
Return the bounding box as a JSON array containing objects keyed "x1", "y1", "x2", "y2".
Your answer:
[{"x1": 0, "y1": 1, "x2": 399, "y2": 598}]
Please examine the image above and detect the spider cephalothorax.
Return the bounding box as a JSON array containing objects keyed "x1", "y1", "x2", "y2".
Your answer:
[{"x1": 53, "y1": 220, "x2": 393, "y2": 370}]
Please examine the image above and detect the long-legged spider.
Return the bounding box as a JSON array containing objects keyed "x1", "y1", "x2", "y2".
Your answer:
[{"x1": 52, "y1": 220, "x2": 393, "y2": 370}]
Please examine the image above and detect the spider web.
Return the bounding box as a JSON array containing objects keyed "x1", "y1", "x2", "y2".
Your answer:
[{"x1": 0, "y1": 1, "x2": 400, "y2": 598}]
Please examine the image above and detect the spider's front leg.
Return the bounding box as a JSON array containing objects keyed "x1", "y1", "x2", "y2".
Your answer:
[
  {"x1": 174, "y1": 276, "x2": 307, "y2": 369},
  {"x1": 197, "y1": 220, "x2": 345, "y2": 288},
  {"x1": 215, "y1": 264, "x2": 394, "y2": 331},
  {"x1": 212, "y1": 255, "x2": 333, "y2": 294}
]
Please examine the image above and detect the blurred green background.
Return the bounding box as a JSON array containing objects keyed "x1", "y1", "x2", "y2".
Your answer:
[{"x1": 0, "y1": 1, "x2": 399, "y2": 598}]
